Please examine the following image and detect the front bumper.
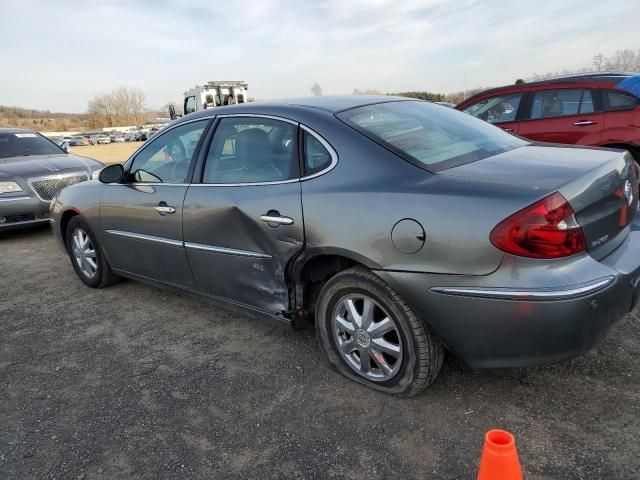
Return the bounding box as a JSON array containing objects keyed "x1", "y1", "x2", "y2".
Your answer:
[
  {"x1": 377, "y1": 221, "x2": 640, "y2": 369},
  {"x1": 0, "y1": 194, "x2": 51, "y2": 230}
]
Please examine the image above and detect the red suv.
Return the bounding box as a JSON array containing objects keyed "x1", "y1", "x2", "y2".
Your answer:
[{"x1": 456, "y1": 73, "x2": 640, "y2": 161}]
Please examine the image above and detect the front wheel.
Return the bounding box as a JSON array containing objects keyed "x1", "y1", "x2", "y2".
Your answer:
[
  {"x1": 66, "y1": 216, "x2": 119, "y2": 288},
  {"x1": 315, "y1": 266, "x2": 444, "y2": 397}
]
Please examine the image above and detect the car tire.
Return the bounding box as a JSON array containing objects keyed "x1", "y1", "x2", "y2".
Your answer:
[
  {"x1": 66, "y1": 216, "x2": 119, "y2": 289},
  {"x1": 315, "y1": 266, "x2": 444, "y2": 397}
]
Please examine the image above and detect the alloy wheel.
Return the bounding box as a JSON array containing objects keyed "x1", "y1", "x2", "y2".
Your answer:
[
  {"x1": 332, "y1": 294, "x2": 403, "y2": 382},
  {"x1": 71, "y1": 228, "x2": 98, "y2": 279}
]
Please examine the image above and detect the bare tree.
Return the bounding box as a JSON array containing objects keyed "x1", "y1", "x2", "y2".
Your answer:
[
  {"x1": 593, "y1": 53, "x2": 606, "y2": 71},
  {"x1": 87, "y1": 86, "x2": 146, "y2": 128},
  {"x1": 606, "y1": 49, "x2": 640, "y2": 71},
  {"x1": 310, "y1": 82, "x2": 323, "y2": 96}
]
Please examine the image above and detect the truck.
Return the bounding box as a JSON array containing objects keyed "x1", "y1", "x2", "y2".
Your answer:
[{"x1": 169, "y1": 81, "x2": 249, "y2": 120}]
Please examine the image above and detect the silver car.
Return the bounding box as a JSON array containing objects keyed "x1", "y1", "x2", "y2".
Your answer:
[
  {"x1": 0, "y1": 128, "x2": 103, "y2": 230},
  {"x1": 50, "y1": 97, "x2": 640, "y2": 396}
]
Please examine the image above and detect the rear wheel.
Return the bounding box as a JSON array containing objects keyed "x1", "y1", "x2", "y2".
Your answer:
[
  {"x1": 66, "y1": 216, "x2": 118, "y2": 288},
  {"x1": 315, "y1": 266, "x2": 444, "y2": 397}
]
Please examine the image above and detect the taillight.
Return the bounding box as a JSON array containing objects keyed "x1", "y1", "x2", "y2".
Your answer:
[{"x1": 490, "y1": 192, "x2": 586, "y2": 259}]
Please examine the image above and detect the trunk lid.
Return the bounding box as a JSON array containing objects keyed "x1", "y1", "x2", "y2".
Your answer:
[{"x1": 441, "y1": 144, "x2": 638, "y2": 258}]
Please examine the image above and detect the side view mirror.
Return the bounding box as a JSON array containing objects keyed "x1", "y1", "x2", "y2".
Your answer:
[{"x1": 99, "y1": 164, "x2": 125, "y2": 184}]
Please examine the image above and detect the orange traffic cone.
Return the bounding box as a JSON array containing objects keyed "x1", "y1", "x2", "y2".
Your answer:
[{"x1": 477, "y1": 429, "x2": 523, "y2": 480}]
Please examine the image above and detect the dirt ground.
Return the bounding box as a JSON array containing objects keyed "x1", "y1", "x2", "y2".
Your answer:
[
  {"x1": 1, "y1": 227, "x2": 639, "y2": 479},
  {"x1": 70, "y1": 142, "x2": 142, "y2": 164}
]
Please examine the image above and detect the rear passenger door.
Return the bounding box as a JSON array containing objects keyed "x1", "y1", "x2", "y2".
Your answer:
[
  {"x1": 600, "y1": 88, "x2": 640, "y2": 145},
  {"x1": 182, "y1": 115, "x2": 305, "y2": 317},
  {"x1": 461, "y1": 91, "x2": 524, "y2": 134},
  {"x1": 518, "y1": 87, "x2": 603, "y2": 145}
]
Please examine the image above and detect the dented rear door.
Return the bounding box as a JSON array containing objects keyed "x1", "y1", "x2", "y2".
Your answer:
[
  {"x1": 182, "y1": 183, "x2": 304, "y2": 316},
  {"x1": 181, "y1": 115, "x2": 304, "y2": 317}
]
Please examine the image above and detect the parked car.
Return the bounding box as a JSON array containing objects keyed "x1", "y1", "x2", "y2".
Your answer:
[
  {"x1": 96, "y1": 135, "x2": 111, "y2": 144},
  {"x1": 456, "y1": 72, "x2": 640, "y2": 161},
  {"x1": 113, "y1": 135, "x2": 126, "y2": 143},
  {"x1": 51, "y1": 97, "x2": 640, "y2": 396},
  {"x1": 69, "y1": 136, "x2": 88, "y2": 146},
  {"x1": 0, "y1": 128, "x2": 103, "y2": 231}
]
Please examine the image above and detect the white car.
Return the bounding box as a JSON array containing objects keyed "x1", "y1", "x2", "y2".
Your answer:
[{"x1": 96, "y1": 135, "x2": 111, "y2": 144}]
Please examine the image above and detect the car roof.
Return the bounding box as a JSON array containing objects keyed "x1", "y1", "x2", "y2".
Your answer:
[
  {"x1": 460, "y1": 72, "x2": 639, "y2": 106},
  {"x1": 184, "y1": 95, "x2": 414, "y2": 121}
]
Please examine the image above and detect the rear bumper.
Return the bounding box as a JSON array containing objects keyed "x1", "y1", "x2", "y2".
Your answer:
[
  {"x1": 0, "y1": 195, "x2": 51, "y2": 230},
  {"x1": 377, "y1": 225, "x2": 640, "y2": 369}
]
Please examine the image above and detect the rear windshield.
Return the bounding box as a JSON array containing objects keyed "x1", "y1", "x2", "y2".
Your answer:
[
  {"x1": 0, "y1": 132, "x2": 64, "y2": 159},
  {"x1": 337, "y1": 101, "x2": 527, "y2": 171}
]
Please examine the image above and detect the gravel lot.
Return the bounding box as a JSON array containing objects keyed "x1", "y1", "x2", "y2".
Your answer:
[
  {"x1": 1, "y1": 227, "x2": 640, "y2": 479},
  {"x1": 69, "y1": 142, "x2": 142, "y2": 165}
]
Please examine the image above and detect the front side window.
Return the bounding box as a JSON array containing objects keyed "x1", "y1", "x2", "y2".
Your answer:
[
  {"x1": 185, "y1": 96, "x2": 197, "y2": 114},
  {"x1": 128, "y1": 120, "x2": 208, "y2": 183},
  {"x1": 338, "y1": 101, "x2": 527, "y2": 171},
  {"x1": 462, "y1": 92, "x2": 523, "y2": 124},
  {"x1": 303, "y1": 131, "x2": 333, "y2": 175},
  {"x1": 603, "y1": 89, "x2": 639, "y2": 111},
  {"x1": 0, "y1": 132, "x2": 64, "y2": 159},
  {"x1": 203, "y1": 117, "x2": 298, "y2": 183},
  {"x1": 529, "y1": 89, "x2": 593, "y2": 119}
]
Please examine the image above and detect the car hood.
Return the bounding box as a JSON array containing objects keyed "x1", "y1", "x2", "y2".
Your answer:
[{"x1": 0, "y1": 154, "x2": 103, "y2": 178}]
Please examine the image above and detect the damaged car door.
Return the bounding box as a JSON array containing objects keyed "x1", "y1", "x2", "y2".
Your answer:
[{"x1": 182, "y1": 115, "x2": 304, "y2": 317}]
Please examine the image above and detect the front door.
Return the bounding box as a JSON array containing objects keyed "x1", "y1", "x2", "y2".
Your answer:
[
  {"x1": 182, "y1": 115, "x2": 305, "y2": 316},
  {"x1": 518, "y1": 87, "x2": 603, "y2": 145},
  {"x1": 460, "y1": 91, "x2": 524, "y2": 135},
  {"x1": 100, "y1": 119, "x2": 210, "y2": 287}
]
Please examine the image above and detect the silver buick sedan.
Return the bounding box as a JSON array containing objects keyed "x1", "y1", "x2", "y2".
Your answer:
[
  {"x1": 51, "y1": 97, "x2": 640, "y2": 396},
  {"x1": 0, "y1": 128, "x2": 103, "y2": 230}
]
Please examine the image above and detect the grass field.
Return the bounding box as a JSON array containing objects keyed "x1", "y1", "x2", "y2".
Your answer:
[{"x1": 70, "y1": 141, "x2": 143, "y2": 164}]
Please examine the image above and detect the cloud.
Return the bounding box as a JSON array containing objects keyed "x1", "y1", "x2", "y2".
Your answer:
[{"x1": 0, "y1": 0, "x2": 638, "y2": 112}]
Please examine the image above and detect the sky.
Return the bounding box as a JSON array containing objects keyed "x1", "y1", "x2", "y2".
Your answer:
[{"x1": 0, "y1": 0, "x2": 639, "y2": 113}]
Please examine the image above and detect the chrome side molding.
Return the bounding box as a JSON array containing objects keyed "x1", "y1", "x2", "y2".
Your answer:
[
  {"x1": 184, "y1": 242, "x2": 271, "y2": 258},
  {"x1": 105, "y1": 229, "x2": 271, "y2": 258},
  {"x1": 105, "y1": 230, "x2": 183, "y2": 247},
  {"x1": 430, "y1": 277, "x2": 615, "y2": 301}
]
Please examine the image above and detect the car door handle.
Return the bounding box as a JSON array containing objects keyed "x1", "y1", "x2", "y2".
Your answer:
[
  {"x1": 501, "y1": 127, "x2": 514, "y2": 132},
  {"x1": 573, "y1": 120, "x2": 596, "y2": 126},
  {"x1": 259, "y1": 214, "x2": 294, "y2": 225},
  {"x1": 154, "y1": 203, "x2": 176, "y2": 215}
]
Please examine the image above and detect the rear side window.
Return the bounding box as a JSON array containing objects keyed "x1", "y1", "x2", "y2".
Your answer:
[
  {"x1": 338, "y1": 101, "x2": 527, "y2": 171},
  {"x1": 462, "y1": 92, "x2": 523, "y2": 124},
  {"x1": 529, "y1": 89, "x2": 594, "y2": 119},
  {"x1": 303, "y1": 131, "x2": 333, "y2": 176},
  {"x1": 603, "y1": 90, "x2": 639, "y2": 111}
]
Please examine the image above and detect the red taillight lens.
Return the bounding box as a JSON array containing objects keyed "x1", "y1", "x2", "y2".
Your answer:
[{"x1": 490, "y1": 192, "x2": 586, "y2": 259}]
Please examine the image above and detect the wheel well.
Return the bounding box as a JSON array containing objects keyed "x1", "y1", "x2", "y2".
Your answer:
[
  {"x1": 59, "y1": 210, "x2": 79, "y2": 249},
  {"x1": 296, "y1": 254, "x2": 364, "y2": 324}
]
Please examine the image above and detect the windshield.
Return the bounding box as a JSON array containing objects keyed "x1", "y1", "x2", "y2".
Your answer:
[
  {"x1": 337, "y1": 101, "x2": 527, "y2": 171},
  {"x1": 0, "y1": 132, "x2": 65, "y2": 159}
]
